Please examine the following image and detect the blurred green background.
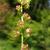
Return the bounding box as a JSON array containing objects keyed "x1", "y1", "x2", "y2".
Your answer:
[{"x1": 0, "y1": 0, "x2": 50, "y2": 50}]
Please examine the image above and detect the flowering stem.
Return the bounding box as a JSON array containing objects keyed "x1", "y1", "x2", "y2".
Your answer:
[
  {"x1": 21, "y1": 0, "x2": 24, "y2": 50},
  {"x1": 21, "y1": 0, "x2": 23, "y2": 22}
]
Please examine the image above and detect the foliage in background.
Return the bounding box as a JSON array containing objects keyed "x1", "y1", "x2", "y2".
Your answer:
[{"x1": 0, "y1": 0, "x2": 50, "y2": 50}]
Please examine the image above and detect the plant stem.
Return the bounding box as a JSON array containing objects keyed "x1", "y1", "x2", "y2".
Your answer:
[
  {"x1": 21, "y1": 0, "x2": 23, "y2": 22},
  {"x1": 21, "y1": 34, "x2": 23, "y2": 50},
  {"x1": 21, "y1": 0, "x2": 24, "y2": 50}
]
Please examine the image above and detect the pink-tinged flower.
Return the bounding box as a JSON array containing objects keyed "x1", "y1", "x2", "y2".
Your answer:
[
  {"x1": 16, "y1": 5, "x2": 21, "y2": 11},
  {"x1": 22, "y1": 48, "x2": 24, "y2": 50}
]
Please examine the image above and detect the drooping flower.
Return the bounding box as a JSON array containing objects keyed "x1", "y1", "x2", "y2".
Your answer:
[
  {"x1": 21, "y1": 44, "x2": 29, "y2": 50},
  {"x1": 16, "y1": 4, "x2": 21, "y2": 11},
  {"x1": 26, "y1": 28, "x2": 32, "y2": 37},
  {"x1": 13, "y1": 30, "x2": 20, "y2": 38},
  {"x1": 23, "y1": 12, "x2": 31, "y2": 21},
  {"x1": 17, "y1": 20, "x2": 24, "y2": 28},
  {"x1": 26, "y1": 28, "x2": 32, "y2": 33}
]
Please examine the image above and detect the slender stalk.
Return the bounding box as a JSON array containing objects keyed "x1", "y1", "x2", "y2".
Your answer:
[
  {"x1": 21, "y1": 0, "x2": 23, "y2": 22},
  {"x1": 21, "y1": 34, "x2": 23, "y2": 50},
  {"x1": 20, "y1": 0, "x2": 24, "y2": 50}
]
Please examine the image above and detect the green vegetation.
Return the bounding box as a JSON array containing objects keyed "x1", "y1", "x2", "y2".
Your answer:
[{"x1": 0, "y1": 0, "x2": 50, "y2": 50}]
